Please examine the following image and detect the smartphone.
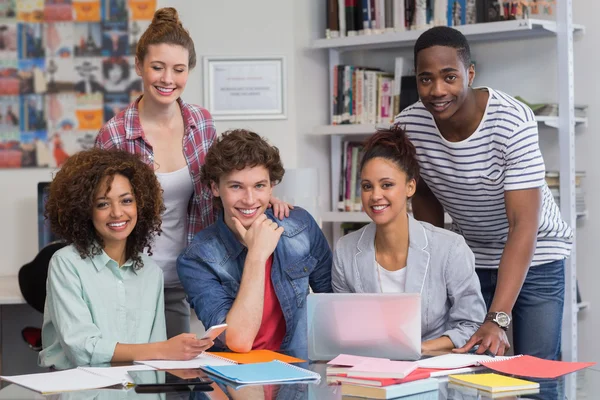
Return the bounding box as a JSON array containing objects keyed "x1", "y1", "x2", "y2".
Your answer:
[{"x1": 199, "y1": 323, "x2": 227, "y2": 341}]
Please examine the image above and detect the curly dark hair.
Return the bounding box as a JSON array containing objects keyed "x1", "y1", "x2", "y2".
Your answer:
[
  {"x1": 361, "y1": 125, "x2": 420, "y2": 185},
  {"x1": 200, "y1": 129, "x2": 285, "y2": 209},
  {"x1": 45, "y1": 148, "x2": 165, "y2": 269}
]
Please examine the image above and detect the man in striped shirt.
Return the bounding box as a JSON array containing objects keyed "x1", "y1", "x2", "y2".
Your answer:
[{"x1": 395, "y1": 27, "x2": 572, "y2": 363}]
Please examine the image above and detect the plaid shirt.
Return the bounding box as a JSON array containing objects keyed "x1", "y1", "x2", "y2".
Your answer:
[{"x1": 95, "y1": 96, "x2": 216, "y2": 244}]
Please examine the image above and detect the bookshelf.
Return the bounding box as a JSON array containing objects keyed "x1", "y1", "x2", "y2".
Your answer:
[
  {"x1": 310, "y1": 117, "x2": 587, "y2": 136},
  {"x1": 312, "y1": 8, "x2": 581, "y2": 399}
]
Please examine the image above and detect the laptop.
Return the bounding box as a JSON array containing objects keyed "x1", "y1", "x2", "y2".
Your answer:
[{"x1": 307, "y1": 293, "x2": 421, "y2": 361}]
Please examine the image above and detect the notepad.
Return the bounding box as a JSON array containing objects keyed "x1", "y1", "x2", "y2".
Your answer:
[
  {"x1": 448, "y1": 373, "x2": 539, "y2": 393},
  {"x1": 201, "y1": 360, "x2": 320, "y2": 384},
  {"x1": 480, "y1": 355, "x2": 596, "y2": 379},
  {"x1": 207, "y1": 350, "x2": 305, "y2": 364},
  {"x1": 416, "y1": 353, "x2": 520, "y2": 369},
  {"x1": 346, "y1": 359, "x2": 418, "y2": 379}
]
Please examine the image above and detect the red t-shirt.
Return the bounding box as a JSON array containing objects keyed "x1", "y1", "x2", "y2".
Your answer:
[{"x1": 252, "y1": 255, "x2": 286, "y2": 350}]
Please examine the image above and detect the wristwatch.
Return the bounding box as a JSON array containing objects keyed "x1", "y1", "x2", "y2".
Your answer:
[{"x1": 485, "y1": 311, "x2": 511, "y2": 331}]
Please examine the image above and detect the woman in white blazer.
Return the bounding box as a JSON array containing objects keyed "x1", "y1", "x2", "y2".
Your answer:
[{"x1": 332, "y1": 127, "x2": 486, "y2": 352}]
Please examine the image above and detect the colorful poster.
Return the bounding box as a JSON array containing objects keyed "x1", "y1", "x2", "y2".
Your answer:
[
  {"x1": 0, "y1": 0, "x2": 17, "y2": 21},
  {"x1": 44, "y1": 0, "x2": 73, "y2": 21},
  {"x1": 73, "y1": 57, "x2": 103, "y2": 94},
  {"x1": 73, "y1": 21, "x2": 102, "y2": 56},
  {"x1": 128, "y1": 19, "x2": 149, "y2": 55},
  {"x1": 103, "y1": 91, "x2": 126, "y2": 122},
  {"x1": 18, "y1": 58, "x2": 47, "y2": 94},
  {"x1": 127, "y1": 0, "x2": 155, "y2": 21},
  {"x1": 101, "y1": 20, "x2": 127, "y2": 56},
  {"x1": 101, "y1": 0, "x2": 127, "y2": 21},
  {"x1": 72, "y1": 0, "x2": 100, "y2": 22},
  {"x1": 20, "y1": 130, "x2": 49, "y2": 167},
  {"x1": 0, "y1": 96, "x2": 19, "y2": 130},
  {"x1": 102, "y1": 56, "x2": 129, "y2": 92},
  {"x1": 0, "y1": 130, "x2": 21, "y2": 167},
  {"x1": 0, "y1": 0, "x2": 156, "y2": 168},
  {"x1": 0, "y1": 22, "x2": 17, "y2": 59},
  {"x1": 0, "y1": 59, "x2": 19, "y2": 95},
  {"x1": 18, "y1": 23, "x2": 45, "y2": 59},
  {"x1": 75, "y1": 91, "x2": 103, "y2": 130},
  {"x1": 46, "y1": 57, "x2": 75, "y2": 93},
  {"x1": 49, "y1": 129, "x2": 94, "y2": 167},
  {"x1": 19, "y1": 94, "x2": 46, "y2": 132},
  {"x1": 45, "y1": 22, "x2": 74, "y2": 58},
  {"x1": 46, "y1": 93, "x2": 78, "y2": 130},
  {"x1": 17, "y1": 0, "x2": 44, "y2": 23}
]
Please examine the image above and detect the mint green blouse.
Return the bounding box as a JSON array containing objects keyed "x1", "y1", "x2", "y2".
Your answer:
[{"x1": 39, "y1": 245, "x2": 167, "y2": 369}]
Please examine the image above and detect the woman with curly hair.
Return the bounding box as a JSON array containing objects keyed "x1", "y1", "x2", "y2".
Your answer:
[{"x1": 39, "y1": 148, "x2": 213, "y2": 369}]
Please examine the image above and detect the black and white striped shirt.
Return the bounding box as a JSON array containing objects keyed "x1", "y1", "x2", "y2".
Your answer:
[{"x1": 395, "y1": 87, "x2": 572, "y2": 269}]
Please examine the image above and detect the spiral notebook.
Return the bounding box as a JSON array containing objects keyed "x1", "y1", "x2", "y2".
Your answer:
[
  {"x1": 416, "y1": 354, "x2": 521, "y2": 369},
  {"x1": 201, "y1": 360, "x2": 321, "y2": 384}
]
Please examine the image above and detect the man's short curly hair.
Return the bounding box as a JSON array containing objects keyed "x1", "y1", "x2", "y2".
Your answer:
[
  {"x1": 45, "y1": 148, "x2": 165, "y2": 269},
  {"x1": 200, "y1": 129, "x2": 285, "y2": 209}
]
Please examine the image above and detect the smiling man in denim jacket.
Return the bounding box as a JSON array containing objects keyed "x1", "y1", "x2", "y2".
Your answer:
[{"x1": 177, "y1": 129, "x2": 332, "y2": 355}]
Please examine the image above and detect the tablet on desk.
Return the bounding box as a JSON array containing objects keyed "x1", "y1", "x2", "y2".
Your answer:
[{"x1": 129, "y1": 369, "x2": 213, "y2": 393}]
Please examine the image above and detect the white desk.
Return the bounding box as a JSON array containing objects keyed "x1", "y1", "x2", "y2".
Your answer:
[{"x1": 0, "y1": 276, "x2": 26, "y2": 305}]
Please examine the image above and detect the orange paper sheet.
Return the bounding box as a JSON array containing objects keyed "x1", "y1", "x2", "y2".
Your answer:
[
  {"x1": 482, "y1": 355, "x2": 596, "y2": 379},
  {"x1": 207, "y1": 350, "x2": 305, "y2": 364}
]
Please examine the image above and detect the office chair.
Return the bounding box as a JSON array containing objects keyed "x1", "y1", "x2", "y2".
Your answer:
[{"x1": 17, "y1": 241, "x2": 67, "y2": 351}]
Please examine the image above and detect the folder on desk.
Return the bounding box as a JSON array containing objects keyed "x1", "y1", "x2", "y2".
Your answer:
[
  {"x1": 202, "y1": 360, "x2": 320, "y2": 385},
  {"x1": 206, "y1": 350, "x2": 305, "y2": 364}
]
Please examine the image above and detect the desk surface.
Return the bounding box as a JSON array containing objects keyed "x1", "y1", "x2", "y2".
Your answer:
[
  {"x1": 1, "y1": 363, "x2": 595, "y2": 399},
  {"x1": 0, "y1": 275, "x2": 26, "y2": 305}
]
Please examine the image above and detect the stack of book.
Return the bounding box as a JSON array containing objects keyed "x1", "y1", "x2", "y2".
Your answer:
[
  {"x1": 545, "y1": 171, "x2": 586, "y2": 218},
  {"x1": 326, "y1": 354, "x2": 439, "y2": 399},
  {"x1": 325, "y1": 0, "x2": 556, "y2": 39}
]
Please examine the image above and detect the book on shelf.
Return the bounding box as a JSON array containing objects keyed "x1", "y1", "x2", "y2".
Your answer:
[
  {"x1": 515, "y1": 96, "x2": 588, "y2": 118},
  {"x1": 545, "y1": 170, "x2": 585, "y2": 188},
  {"x1": 322, "y1": 0, "x2": 555, "y2": 38},
  {"x1": 331, "y1": 57, "x2": 409, "y2": 125}
]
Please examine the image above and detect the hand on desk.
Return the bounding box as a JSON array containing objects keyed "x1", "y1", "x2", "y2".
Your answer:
[{"x1": 453, "y1": 321, "x2": 510, "y2": 356}]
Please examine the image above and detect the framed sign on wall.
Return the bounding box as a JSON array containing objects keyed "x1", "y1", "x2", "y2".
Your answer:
[{"x1": 203, "y1": 56, "x2": 286, "y2": 120}]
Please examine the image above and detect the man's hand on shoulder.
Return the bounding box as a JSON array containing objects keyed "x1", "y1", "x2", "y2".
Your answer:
[{"x1": 232, "y1": 214, "x2": 284, "y2": 261}]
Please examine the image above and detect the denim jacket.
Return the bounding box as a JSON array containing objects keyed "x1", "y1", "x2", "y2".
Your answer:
[{"x1": 177, "y1": 208, "x2": 332, "y2": 354}]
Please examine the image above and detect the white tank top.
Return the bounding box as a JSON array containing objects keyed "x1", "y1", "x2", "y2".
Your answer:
[
  {"x1": 153, "y1": 166, "x2": 194, "y2": 287},
  {"x1": 376, "y1": 261, "x2": 407, "y2": 293}
]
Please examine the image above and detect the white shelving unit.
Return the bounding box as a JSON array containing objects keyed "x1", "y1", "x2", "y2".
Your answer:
[
  {"x1": 310, "y1": 117, "x2": 587, "y2": 136},
  {"x1": 313, "y1": 12, "x2": 581, "y2": 399}
]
